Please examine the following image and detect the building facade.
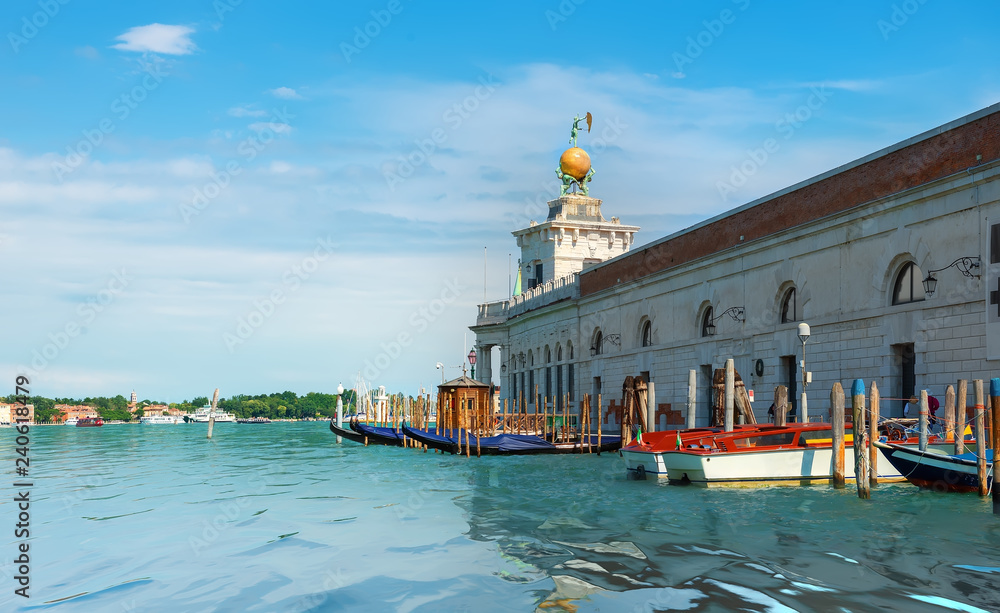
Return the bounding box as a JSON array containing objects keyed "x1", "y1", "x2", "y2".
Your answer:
[{"x1": 472, "y1": 103, "x2": 1000, "y2": 426}]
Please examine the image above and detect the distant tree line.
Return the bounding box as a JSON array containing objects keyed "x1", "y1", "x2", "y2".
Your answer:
[{"x1": 3, "y1": 390, "x2": 358, "y2": 422}]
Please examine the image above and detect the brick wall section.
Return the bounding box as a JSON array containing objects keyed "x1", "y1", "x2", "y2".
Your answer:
[{"x1": 581, "y1": 110, "x2": 1000, "y2": 297}]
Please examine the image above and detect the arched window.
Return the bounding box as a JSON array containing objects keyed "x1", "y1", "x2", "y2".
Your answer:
[
  {"x1": 781, "y1": 287, "x2": 797, "y2": 324},
  {"x1": 545, "y1": 346, "x2": 551, "y2": 363},
  {"x1": 641, "y1": 320, "x2": 652, "y2": 347},
  {"x1": 892, "y1": 262, "x2": 925, "y2": 305},
  {"x1": 701, "y1": 307, "x2": 714, "y2": 337},
  {"x1": 568, "y1": 342, "x2": 574, "y2": 360},
  {"x1": 592, "y1": 330, "x2": 604, "y2": 356},
  {"x1": 528, "y1": 350, "x2": 534, "y2": 367},
  {"x1": 556, "y1": 345, "x2": 563, "y2": 361}
]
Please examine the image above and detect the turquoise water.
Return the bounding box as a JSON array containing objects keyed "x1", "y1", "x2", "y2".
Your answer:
[{"x1": 2, "y1": 423, "x2": 999, "y2": 612}]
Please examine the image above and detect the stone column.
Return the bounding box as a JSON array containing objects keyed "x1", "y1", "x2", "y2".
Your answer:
[{"x1": 479, "y1": 345, "x2": 493, "y2": 384}]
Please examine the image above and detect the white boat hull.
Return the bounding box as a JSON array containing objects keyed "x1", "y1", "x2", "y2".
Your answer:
[
  {"x1": 622, "y1": 443, "x2": 952, "y2": 486},
  {"x1": 140, "y1": 415, "x2": 185, "y2": 424}
]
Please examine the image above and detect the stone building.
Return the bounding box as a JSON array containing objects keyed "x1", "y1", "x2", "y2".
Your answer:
[{"x1": 471, "y1": 103, "x2": 1000, "y2": 427}]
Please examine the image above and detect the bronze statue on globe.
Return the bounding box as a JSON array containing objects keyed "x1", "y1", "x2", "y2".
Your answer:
[{"x1": 557, "y1": 113, "x2": 596, "y2": 196}]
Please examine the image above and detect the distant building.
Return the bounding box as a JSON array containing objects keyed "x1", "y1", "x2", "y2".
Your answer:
[
  {"x1": 56, "y1": 404, "x2": 100, "y2": 422},
  {"x1": 0, "y1": 403, "x2": 34, "y2": 423},
  {"x1": 141, "y1": 404, "x2": 180, "y2": 416}
]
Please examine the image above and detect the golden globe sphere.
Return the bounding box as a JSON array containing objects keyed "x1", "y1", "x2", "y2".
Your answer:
[{"x1": 559, "y1": 147, "x2": 591, "y2": 181}]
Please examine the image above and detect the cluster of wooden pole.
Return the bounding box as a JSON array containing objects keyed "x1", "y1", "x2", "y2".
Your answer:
[{"x1": 825, "y1": 377, "x2": 997, "y2": 510}]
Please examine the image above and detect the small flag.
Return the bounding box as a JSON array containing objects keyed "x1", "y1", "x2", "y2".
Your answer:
[
  {"x1": 676, "y1": 431, "x2": 682, "y2": 450},
  {"x1": 513, "y1": 268, "x2": 522, "y2": 296},
  {"x1": 636, "y1": 426, "x2": 643, "y2": 445}
]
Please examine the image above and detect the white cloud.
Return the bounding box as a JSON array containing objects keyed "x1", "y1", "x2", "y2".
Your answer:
[
  {"x1": 792, "y1": 79, "x2": 882, "y2": 92},
  {"x1": 249, "y1": 122, "x2": 292, "y2": 134},
  {"x1": 228, "y1": 106, "x2": 268, "y2": 118},
  {"x1": 0, "y1": 62, "x2": 976, "y2": 398},
  {"x1": 75, "y1": 45, "x2": 99, "y2": 60},
  {"x1": 112, "y1": 24, "x2": 197, "y2": 55},
  {"x1": 268, "y1": 87, "x2": 303, "y2": 99}
]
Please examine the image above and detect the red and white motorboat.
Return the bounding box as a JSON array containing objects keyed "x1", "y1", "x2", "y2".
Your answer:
[{"x1": 621, "y1": 422, "x2": 955, "y2": 487}]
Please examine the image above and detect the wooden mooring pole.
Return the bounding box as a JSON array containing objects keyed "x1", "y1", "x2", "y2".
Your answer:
[
  {"x1": 475, "y1": 398, "x2": 481, "y2": 458},
  {"x1": 724, "y1": 359, "x2": 735, "y2": 432},
  {"x1": 774, "y1": 385, "x2": 788, "y2": 426},
  {"x1": 869, "y1": 381, "x2": 880, "y2": 486},
  {"x1": 207, "y1": 388, "x2": 219, "y2": 439},
  {"x1": 944, "y1": 385, "x2": 956, "y2": 445},
  {"x1": 974, "y1": 379, "x2": 987, "y2": 497},
  {"x1": 956, "y1": 379, "x2": 968, "y2": 455},
  {"x1": 831, "y1": 382, "x2": 845, "y2": 488},
  {"x1": 991, "y1": 378, "x2": 1000, "y2": 515},
  {"x1": 597, "y1": 393, "x2": 603, "y2": 456},
  {"x1": 775, "y1": 385, "x2": 788, "y2": 427},
  {"x1": 919, "y1": 390, "x2": 929, "y2": 452},
  {"x1": 687, "y1": 370, "x2": 697, "y2": 429},
  {"x1": 851, "y1": 380, "x2": 870, "y2": 499}
]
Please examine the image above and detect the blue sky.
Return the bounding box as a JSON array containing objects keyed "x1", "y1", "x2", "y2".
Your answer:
[{"x1": 2, "y1": 0, "x2": 998, "y2": 402}]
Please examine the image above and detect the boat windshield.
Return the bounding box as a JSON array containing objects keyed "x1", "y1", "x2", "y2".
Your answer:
[{"x1": 729, "y1": 432, "x2": 797, "y2": 448}]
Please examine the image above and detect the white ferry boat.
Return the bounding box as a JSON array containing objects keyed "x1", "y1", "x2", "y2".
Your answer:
[
  {"x1": 140, "y1": 414, "x2": 185, "y2": 425},
  {"x1": 184, "y1": 406, "x2": 237, "y2": 423},
  {"x1": 65, "y1": 417, "x2": 79, "y2": 426}
]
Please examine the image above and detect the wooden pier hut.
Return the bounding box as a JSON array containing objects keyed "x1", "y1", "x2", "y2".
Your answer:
[{"x1": 438, "y1": 376, "x2": 491, "y2": 434}]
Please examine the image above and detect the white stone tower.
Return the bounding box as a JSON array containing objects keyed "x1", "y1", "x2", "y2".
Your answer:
[{"x1": 514, "y1": 193, "x2": 638, "y2": 289}]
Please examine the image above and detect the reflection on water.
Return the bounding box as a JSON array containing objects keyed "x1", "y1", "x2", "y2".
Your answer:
[
  {"x1": 460, "y1": 455, "x2": 1000, "y2": 612},
  {"x1": 0, "y1": 424, "x2": 997, "y2": 612}
]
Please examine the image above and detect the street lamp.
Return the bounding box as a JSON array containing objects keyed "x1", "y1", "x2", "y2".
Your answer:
[
  {"x1": 921, "y1": 256, "x2": 981, "y2": 297},
  {"x1": 436, "y1": 362, "x2": 445, "y2": 384},
  {"x1": 797, "y1": 322, "x2": 810, "y2": 423},
  {"x1": 468, "y1": 349, "x2": 477, "y2": 380},
  {"x1": 704, "y1": 306, "x2": 745, "y2": 336}
]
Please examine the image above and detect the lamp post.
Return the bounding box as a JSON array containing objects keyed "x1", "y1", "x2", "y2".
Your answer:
[
  {"x1": 335, "y1": 383, "x2": 345, "y2": 443},
  {"x1": 436, "y1": 362, "x2": 445, "y2": 385},
  {"x1": 798, "y1": 322, "x2": 811, "y2": 423},
  {"x1": 468, "y1": 349, "x2": 478, "y2": 380}
]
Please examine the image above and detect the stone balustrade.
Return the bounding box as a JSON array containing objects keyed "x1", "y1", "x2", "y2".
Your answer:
[{"x1": 476, "y1": 273, "x2": 580, "y2": 326}]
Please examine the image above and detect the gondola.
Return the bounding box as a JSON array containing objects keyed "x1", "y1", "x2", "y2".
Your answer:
[
  {"x1": 329, "y1": 419, "x2": 367, "y2": 444},
  {"x1": 874, "y1": 441, "x2": 994, "y2": 492},
  {"x1": 349, "y1": 420, "x2": 404, "y2": 446},
  {"x1": 401, "y1": 424, "x2": 622, "y2": 455}
]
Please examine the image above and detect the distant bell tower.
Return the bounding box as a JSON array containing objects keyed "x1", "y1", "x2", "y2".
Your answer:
[
  {"x1": 130, "y1": 390, "x2": 137, "y2": 404},
  {"x1": 513, "y1": 113, "x2": 638, "y2": 290}
]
